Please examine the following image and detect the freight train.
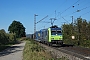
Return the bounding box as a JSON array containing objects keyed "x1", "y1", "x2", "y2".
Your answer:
[{"x1": 34, "y1": 25, "x2": 63, "y2": 46}]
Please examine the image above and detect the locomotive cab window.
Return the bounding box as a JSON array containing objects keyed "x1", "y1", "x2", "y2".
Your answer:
[
  {"x1": 57, "y1": 31, "x2": 62, "y2": 35},
  {"x1": 51, "y1": 30, "x2": 62, "y2": 35},
  {"x1": 51, "y1": 31, "x2": 56, "y2": 35}
]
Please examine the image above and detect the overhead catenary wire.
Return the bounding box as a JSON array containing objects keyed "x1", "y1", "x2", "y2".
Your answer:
[
  {"x1": 36, "y1": 15, "x2": 48, "y2": 24},
  {"x1": 37, "y1": 22, "x2": 50, "y2": 30},
  {"x1": 76, "y1": 0, "x2": 90, "y2": 10},
  {"x1": 62, "y1": 17, "x2": 69, "y2": 23},
  {"x1": 40, "y1": 21, "x2": 50, "y2": 23},
  {"x1": 38, "y1": 0, "x2": 90, "y2": 30},
  {"x1": 76, "y1": 5, "x2": 90, "y2": 12},
  {"x1": 44, "y1": 0, "x2": 80, "y2": 25},
  {"x1": 62, "y1": 5, "x2": 90, "y2": 18},
  {"x1": 60, "y1": 0, "x2": 80, "y2": 15},
  {"x1": 59, "y1": 0, "x2": 90, "y2": 17},
  {"x1": 81, "y1": 10, "x2": 90, "y2": 16},
  {"x1": 57, "y1": 0, "x2": 90, "y2": 26},
  {"x1": 63, "y1": 0, "x2": 90, "y2": 17},
  {"x1": 58, "y1": 0, "x2": 90, "y2": 26},
  {"x1": 56, "y1": 0, "x2": 80, "y2": 23},
  {"x1": 48, "y1": 0, "x2": 67, "y2": 18}
]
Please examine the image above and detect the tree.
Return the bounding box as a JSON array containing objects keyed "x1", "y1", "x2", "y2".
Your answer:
[
  {"x1": 62, "y1": 17, "x2": 90, "y2": 47},
  {"x1": 62, "y1": 23, "x2": 75, "y2": 45},
  {"x1": 0, "y1": 29, "x2": 9, "y2": 44},
  {"x1": 8, "y1": 20, "x2": 26, "y2": 38},
  {"x1": 87, "y1": 22, "x2": 90, "y2": 40}
]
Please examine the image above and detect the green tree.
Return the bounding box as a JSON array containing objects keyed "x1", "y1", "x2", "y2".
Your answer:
[
  {"x1": 87, "y1": 22, "x2": 90, "y2": 40},
  {"x1": 62, "y1": 17, "x2": 90, "y2": 47},
  {"x1": 8, "y1": 33, "x2": 16, "y2": 44},
  {"x1": 8, "y1": 20, "x2": 26, "y2": 38},
  {"x1": 0, "y1": 29, "x2": 9, "y2": 44},
  {"x1": 62, "y1": 24, "x2": 74, "y2": 44}
]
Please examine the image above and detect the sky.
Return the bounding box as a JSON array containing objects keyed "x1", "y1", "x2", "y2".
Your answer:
[{"x1": 0, "y1": 0, "x2": 90, "y2": 34}]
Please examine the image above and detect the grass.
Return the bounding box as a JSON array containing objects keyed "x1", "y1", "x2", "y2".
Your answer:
[
  {"x1": 23, "y1": 40, "x2": 53, "y2": 60},
  {"x1": 23, "y1": 39, "x2": 69, "y2": 60}
]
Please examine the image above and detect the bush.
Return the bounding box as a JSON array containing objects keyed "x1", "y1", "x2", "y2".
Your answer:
[
  {"x1": 23, "y1": 40, "x2": 53, "y2": 60},
  {"x1": 0, "y1": 29, "x2": 9, "y2": 45},
  {"x1": 8, "y1": 33, "x2": 17, "y2": 44},
  {"x1": 80, "y1": 40, "x2": 90, "y2": 48}
]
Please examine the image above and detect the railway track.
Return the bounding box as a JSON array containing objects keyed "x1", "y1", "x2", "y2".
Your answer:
[
  {"x1": 40, "y1": 43, "x2": 90, "y2": 60},
  {"x1": 55, "y1": 46, "x2": 90, "y2": 60}
]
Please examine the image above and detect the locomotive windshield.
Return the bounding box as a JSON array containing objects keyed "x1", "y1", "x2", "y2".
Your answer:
[{"x1": 51, "y1": 30, "x2": 62, "y2": 35}]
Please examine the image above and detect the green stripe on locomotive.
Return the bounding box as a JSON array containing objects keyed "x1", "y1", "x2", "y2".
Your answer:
[
  {"x1": 47, "y1": 28, "x2": 63, "y2": 42},
  {"x1": 48, "y1": 28, "x2": 51, "y2": 42}
]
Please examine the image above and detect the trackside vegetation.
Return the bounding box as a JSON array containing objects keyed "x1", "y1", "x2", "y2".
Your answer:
[
  {"x1": 62, "y1": 17, "x2": 90, "y2": 48},
  {"x1": 23, "y1": 40, "x2": 53, "y2": 60},
  {"x1": 23, "y1": 39, "x2": 69, "y2": 60},
  {"x1": 0, "y1": 20, "x2": 26, "y2": 51},
  {"x1": 0, "y1": 29, "x2": 17, "y2": 51}
]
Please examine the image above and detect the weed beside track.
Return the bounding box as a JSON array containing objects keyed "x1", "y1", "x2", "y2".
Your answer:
[
  {"x1": 23, "y1": 40, "x2": 53, "y2": 60},
  {"x1": 23, "y1": 39, "x2": 69, "y2": 60}
]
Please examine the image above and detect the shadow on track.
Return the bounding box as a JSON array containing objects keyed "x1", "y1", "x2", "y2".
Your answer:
[{"x1": 51, "y1": 44, "x2": 74, "y2": 47}]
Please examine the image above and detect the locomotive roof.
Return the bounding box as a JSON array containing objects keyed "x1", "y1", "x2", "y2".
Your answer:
[{"x1": 50, "y1": 27, "x2": 62, "y2": 30}]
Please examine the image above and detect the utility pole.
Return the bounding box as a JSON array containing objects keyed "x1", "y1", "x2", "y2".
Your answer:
[
  {"x1": 72, "y1": 16, "x2": 74, "y2": 26},
  {"x1": 55, "y1": 10, "x2": 56, "y2": 19},
  {"x1": 34, "y1": 14, "x2": 38, "y2": 34},
  {"x1": 34, "y1": 15, "x2": 48, "y2": 39},
  {"x1": 71, "y1": 16, "x2": 75, "y2": 40}
]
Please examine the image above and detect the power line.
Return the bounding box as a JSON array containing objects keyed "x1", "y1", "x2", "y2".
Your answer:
[
  {"x1": 48, "y1": 0, "x2": 67, "y2": 19},
  {"x1": 45, "y1": 0, "x2": 80, "y2": 24},
  {"x1": 60, "y1": 0, "x2": 80, "y2": 15},
  {"x1": 40, "y1": 21, "x2": 50, "y2": 23},
  {"x1": 34, "y1": 15, "x2": 48, "y2": 36},
  {"x1": 62, "y1": 17, "x2": 69, "y2": 23},
  {"x1": 37, "y1": 22, "x2": 50, "y2": 30},
  {"x1": 38, "y1": 0, "x2": 90, "y2": 29},
  {"x1": 78, "y1": 6, "x2": 90, "y2": 12},
  {"x1": 71, "y1": 5, "x2": 90, "y2": 15},
  {"x1": 55, "y1": 0, "x2": 80, "y2": 25},
  {"x1": 36, "y1": 15, "x2": 48, "y2": 24},
  {"x1": 62, "y1": 5, "x2": 90, "y2": 18},
  {"x1": 77, "y1": 0, "x2": 90, "y2": 10},
  {"x1": 73, "y1": 1, "x2": 90, "y2": 15},
  {"x1": 81, "y1": 11, "x2": 90, "y2": 16}
]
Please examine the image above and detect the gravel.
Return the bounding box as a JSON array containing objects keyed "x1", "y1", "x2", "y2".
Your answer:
[
  {"x1": 39, "y1": 43, "x2": 90, "y2": 60},
  {"x1": 0, "y1": 41, "x2": 26, "y2": 60}
]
